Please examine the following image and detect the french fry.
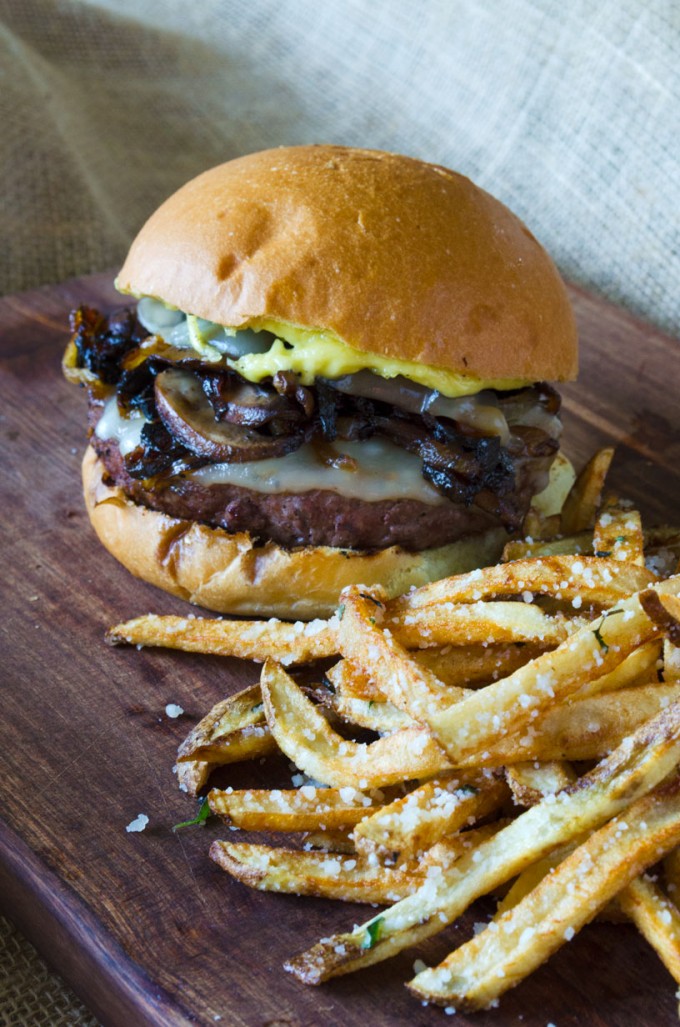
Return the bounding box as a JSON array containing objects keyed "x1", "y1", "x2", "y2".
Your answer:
[
  {"x1": 664, "y1": 639, "x2": 680, "y2": 682},
  {"x1": 322, "y1": 692, "x2": 412, "y2": 734},
  {"x1": 505, "y1": 761, "x2": 576, "y2": 808},
  {"x1": 107, "y1": 613, "x2": 337, "y2": 665},
  {"x1": 418, "y1": 821, "x2": 510, "y2": 870},
  {"x1": 337, "y1": 585, "x2": 671, "y2": 767},
  {"x1": 184, "y1": 683, "x2": 264, "y2": 735},
  {"x1": 109, "y1": 599, "x2": 574, "y2": 662},
  {"x1": 324, "y1": 658, "x2": 386, "y2": 702},
  {"x1": 504, "y1": 525, "x2": 680, "y2": 567},
  {"x1": 617, "y1": 875, "x2": 680, "y2": 990},
  {"x1": 178, "y1": 725, "x2": 275, "y2": 766},
  {"x1": 175, "y1": 759, "x2": 215, "y2": 797},
  {"x1": 303, "y1": 821, "x2": 506, "y2": 862},
  {"x1": 570, "y1": 639, "x2": 661, "y2": 698},
  {"x1": 260, "y1": 660, "x2": 450, "y2": 787},
  {"x1": 502, "y1": 531, "x2": 593, "y2": 562},
  {"x1": 181, "y1": 673, "x2": 679, "y2": 788},
  {"x1": 212, "y1": 824, "x2": 511, "y2": 905},
  {"x1": 337, "y1": 595, "x2": 462, "y2": 721},
  {"x1": 154, "y1": 469, "x2": 680, "y2": 1018},
  {"x1": 415, "y1": 643, "x2": 549, "y2": 688},
  {"x1": 331, "y1": 643, "x2": 675, "y2": 766},
  {"x1": 208, "y1": 785, "x2": 385, "y2": 832},
  {"x1": 337, "y1": 590, "x2": 573, "y2": 737},
  {"x1": 389, "y1": 555, "x2": 653, "y2": 612},
  {"x1": 352, "y1": 774, "x2": 508, "y2": 859},
  {"x1": 593, "y1": 499, "x2": 645, "y2": 566},
  {"x1": 663, "y1": 846, "x2": 680, "y2": 900},
  {"x1": 210, "y1": 842, "x2": 425, "y2": 904},
  {"x1": 284, "y1": 699, "x2": 680, "y2": 983},
  {"x1": 521, "y1": 509, "x2": 562, "y2": 542},
  {"x1": 326, "y1": 642, "x2": 548, "y2": 705},
  {"x1": 389, "y1": 600, "x2": 580, "y2": 650},
  {"x1": 177, "y1": 684, "x2": 276, "y2": 764},
  {"x1": 560, "y1": 447, "x2": 615, "y2": 534},
  {"x1": 474, "y1": 682, "x2": 680, "y2": 767},
  {"x1": 409, "y1": 774, "x2": 680, "y2": 1009},
  {"x1": 301, "y1": 829, "x2": 357, "y2": 854},
  {"x1": 647, "y1": 592, "x2": 680, "y2": 642},
  {"x1": 493, "y1": 845, "x2": 571, "y2": 916},
  {"x1": 154, "y1": 480, "x2": 680, "y2": 1015},
  {"x1": 427, "y1": 636, "x2": 657, "y2": 699},
  {"x1": 303, "y1": 677, "x2": 675, "y2": 771},
  {"x1": 401, "y1": 582, "x2": 680, "y2": 765}
]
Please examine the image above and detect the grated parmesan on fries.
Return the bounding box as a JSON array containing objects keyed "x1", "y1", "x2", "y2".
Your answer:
[{"x1": 110, "y1": 448, "x2": 680, "y2": 1017}]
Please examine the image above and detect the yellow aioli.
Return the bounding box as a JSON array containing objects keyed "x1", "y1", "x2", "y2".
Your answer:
[
  {"x1": 233, "y1": 319, "x2": 530, "y2": 398},
  {"x1": 117, "y1": 289, "x2": 531, "y2": 399}
]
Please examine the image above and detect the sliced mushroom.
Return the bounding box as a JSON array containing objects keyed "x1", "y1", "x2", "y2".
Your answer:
[{"x1": 154, "y1": 368, "x2": 305, "y2": 462}]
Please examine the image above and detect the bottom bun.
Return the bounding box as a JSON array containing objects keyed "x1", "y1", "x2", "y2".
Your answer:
[{"x1": 82, "y1": 447, "x2": 512, "y2": 619}]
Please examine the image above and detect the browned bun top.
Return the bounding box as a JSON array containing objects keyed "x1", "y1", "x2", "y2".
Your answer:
[{"x1": 117, "y1": 145, "x2": 577, "y2": 382}]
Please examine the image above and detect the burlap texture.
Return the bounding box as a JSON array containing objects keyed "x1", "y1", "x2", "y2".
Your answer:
[
  {"x1": 0, "y1": 0, "x2": 678, "y2": 335},
  {"x1": 0, "y1": 916, "x2": 99, "y2": 1026},
  {"x1": 1, "y1": 1, "x2": 679, "y2": 1023}
]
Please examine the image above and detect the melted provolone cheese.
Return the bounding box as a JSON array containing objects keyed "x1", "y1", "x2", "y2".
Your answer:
[
  {"x1": 189, "y1": 439, "x2": 445, "y2": 504},
  {"x1": 95, "y1": 397, "x2": 146, "y2": 455}
]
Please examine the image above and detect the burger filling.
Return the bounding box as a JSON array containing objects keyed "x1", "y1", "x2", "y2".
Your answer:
[{"x1": 64, "y1": 304, "x2": 562, "y2": 551}]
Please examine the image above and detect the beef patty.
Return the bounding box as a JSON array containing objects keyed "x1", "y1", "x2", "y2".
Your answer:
[{"x1": 92, "y1": 434, "x2": 550, "y2": 551}]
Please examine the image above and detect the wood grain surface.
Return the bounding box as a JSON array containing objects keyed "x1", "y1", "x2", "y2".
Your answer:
[{"x1": 1, "y1": 271, "x2": 680, "y2": 1027}]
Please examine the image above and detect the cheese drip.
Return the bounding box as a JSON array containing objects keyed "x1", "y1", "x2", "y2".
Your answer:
[
  {"x1": 95, "y1": 397, "x2": 146, "y2": 455},
  {"x1": 189, "y1": 440, "x2": 446, "y2": 504}
]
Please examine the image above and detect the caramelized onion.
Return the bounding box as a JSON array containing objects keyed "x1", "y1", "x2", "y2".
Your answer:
[
  {"x1": 499, "y1": 385, "x2": 562, "y2": 438},
  {"x1": 202, "y1": 375, "x2": 302, "y2": 427}
]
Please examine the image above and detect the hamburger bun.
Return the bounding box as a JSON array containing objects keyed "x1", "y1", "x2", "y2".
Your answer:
[
  {"x1": 71, "y1": 146, "x2": 578, "y2": 618},
  {"x1": 117, "y1": 145, "x2": 577, "y2": 383}
]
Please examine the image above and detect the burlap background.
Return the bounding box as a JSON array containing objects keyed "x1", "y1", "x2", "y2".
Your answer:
[
  {"x1": 1, "y1": 0, "x2": 679, "y2": 334},
  {"x1": 0, "y1": 917, "x2": 98, "y2": 1026},
  {"x1": 1, "y1": 1, "x2": 679, "y2": 1023}
]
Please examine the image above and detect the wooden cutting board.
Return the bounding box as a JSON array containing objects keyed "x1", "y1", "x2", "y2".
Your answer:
[{"x1": 2, "y1": 271, "x2": 680, "y2": 1027}]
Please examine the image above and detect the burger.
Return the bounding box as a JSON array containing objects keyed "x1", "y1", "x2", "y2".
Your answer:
[{"x1": 63, "y1": 145, "x2": 577, "y2": 619}]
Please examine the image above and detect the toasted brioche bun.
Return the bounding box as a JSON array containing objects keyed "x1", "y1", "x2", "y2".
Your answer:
[
  {"x1": 83, "y1": 447, "x2": 512, "y2": 619},
  {"x1": 117, "y1": 145, "x2": 577, "y2": 383},
  {"x1": 95, "y1": 147, "x2": 577, "y2": 617}
]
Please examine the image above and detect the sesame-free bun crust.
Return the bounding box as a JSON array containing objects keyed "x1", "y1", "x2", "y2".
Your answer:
[
  {"x1": 117, "y1": 146, "x2": 577, "y2": 383},
  {"x1": 82, "y1": 447, "x2": 507, "y2": 619}
]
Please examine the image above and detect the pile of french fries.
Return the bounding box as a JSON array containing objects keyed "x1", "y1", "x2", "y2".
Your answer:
[{"x1": 109, "y1": 449, "x2": 680, "y2": 1015}]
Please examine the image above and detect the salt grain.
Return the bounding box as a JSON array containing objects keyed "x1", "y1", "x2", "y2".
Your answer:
[{"x1": 125, "y1": 813, "x2": 149, "y2": 833}]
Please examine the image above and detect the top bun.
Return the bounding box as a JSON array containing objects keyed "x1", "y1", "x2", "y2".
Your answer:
[{"x1": 117, "y1": 145, "x2": 577, "y2": 383}]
